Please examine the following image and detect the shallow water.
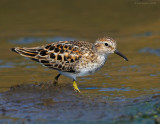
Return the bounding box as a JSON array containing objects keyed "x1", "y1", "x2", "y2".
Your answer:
[{"x1": 0, "y1": 0, "x2": 160, "y2": 123}]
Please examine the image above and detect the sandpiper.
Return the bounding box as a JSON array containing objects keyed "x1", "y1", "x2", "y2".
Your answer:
[{"x1": 11, "y1": 37, "x2": 128, "y2": 92}]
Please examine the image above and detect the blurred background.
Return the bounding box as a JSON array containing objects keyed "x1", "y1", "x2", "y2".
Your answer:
[{"x1": 0, "y1": 0, "x2": 160, "y2": 123}]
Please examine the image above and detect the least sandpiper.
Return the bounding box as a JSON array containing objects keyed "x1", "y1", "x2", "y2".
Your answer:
[{"x1": 11, "y1": 37, "x2": 128, "y2": 92}]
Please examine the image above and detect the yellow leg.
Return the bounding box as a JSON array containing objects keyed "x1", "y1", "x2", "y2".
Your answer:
[{"x1": 73, "y1": 81, "x2": 80, "y2": 92}]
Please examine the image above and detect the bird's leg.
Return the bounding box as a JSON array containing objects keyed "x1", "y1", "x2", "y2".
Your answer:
[
  {"x1": 73, "y1": 80, "x2": 80, "y2": 92},
  {"x1": 53, "y1": 73, "x2": 61, "y2": 86}
]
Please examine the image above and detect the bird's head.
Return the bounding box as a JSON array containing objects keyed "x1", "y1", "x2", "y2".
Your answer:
[{"x1": 95, "y1": 37, "x2": 128, "y2": 61}]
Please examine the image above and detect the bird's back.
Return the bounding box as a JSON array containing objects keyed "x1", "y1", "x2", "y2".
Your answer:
[{"x1": 11, "y1": 40, "x2": 94, "y2": 73}]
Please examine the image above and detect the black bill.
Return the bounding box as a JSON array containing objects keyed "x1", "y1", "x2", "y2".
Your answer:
[{"x1": 114, "y1": 50, "x2": 128, "y2": 61}]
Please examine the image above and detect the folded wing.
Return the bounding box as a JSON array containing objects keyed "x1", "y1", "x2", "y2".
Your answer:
[{"x1": 11, "y1": 41, "x2": 84, "y2": 72}]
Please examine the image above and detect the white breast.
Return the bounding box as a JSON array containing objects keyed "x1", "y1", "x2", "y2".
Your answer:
[{"x1": 76, "y1": 54, "x2": 108, "y2": 77}]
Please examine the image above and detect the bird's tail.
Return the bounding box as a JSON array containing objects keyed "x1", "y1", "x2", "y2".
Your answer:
[{"x1": 11, "y1": 47, "x2": 40, "y2": 58}]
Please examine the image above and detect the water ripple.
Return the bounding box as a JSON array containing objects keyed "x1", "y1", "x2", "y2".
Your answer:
[
  {"x1": 0, "y1": 62, "x2": 14, "y2": 68},
  {"x1": 139, "y1": 47, "x2": 160, "y2": 56}
]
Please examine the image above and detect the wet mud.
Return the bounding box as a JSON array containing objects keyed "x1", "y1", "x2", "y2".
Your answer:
[{"x1": 0, "y1": 82, "x2": 160, "y2": 124}]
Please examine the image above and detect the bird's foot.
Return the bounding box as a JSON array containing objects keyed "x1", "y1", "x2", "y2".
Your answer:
[{"x1": 73, "y1": 81, "x2": 80, "y2": 93}]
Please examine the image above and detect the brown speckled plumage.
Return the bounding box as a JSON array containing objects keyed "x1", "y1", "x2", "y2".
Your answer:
[{"x1": 12, "y1": 40, "x2": 94, "y2": 73}]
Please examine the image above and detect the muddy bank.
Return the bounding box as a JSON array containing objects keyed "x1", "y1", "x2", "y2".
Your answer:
[{"x1": 0, "y1": 82, "x2": 160, "y2": 124}]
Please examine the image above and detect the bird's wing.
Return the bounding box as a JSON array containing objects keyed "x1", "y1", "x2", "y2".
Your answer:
[{"x1": 12, "y1": 41, "x2": 93, "y2": 72}]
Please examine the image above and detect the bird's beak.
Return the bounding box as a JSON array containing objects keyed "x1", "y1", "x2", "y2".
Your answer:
[{"x1": 114, "y1": 50, "x2": 128, "y2": 61}]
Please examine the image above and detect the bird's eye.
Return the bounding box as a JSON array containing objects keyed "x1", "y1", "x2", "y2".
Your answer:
[{"x1": 105, "y1": 43, "x2": 108, "y2": 46}]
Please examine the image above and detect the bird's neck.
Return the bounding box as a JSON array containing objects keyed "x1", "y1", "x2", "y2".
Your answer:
[{"x1": 96, "y1": 52, "x2": 109, "y2": 64}]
